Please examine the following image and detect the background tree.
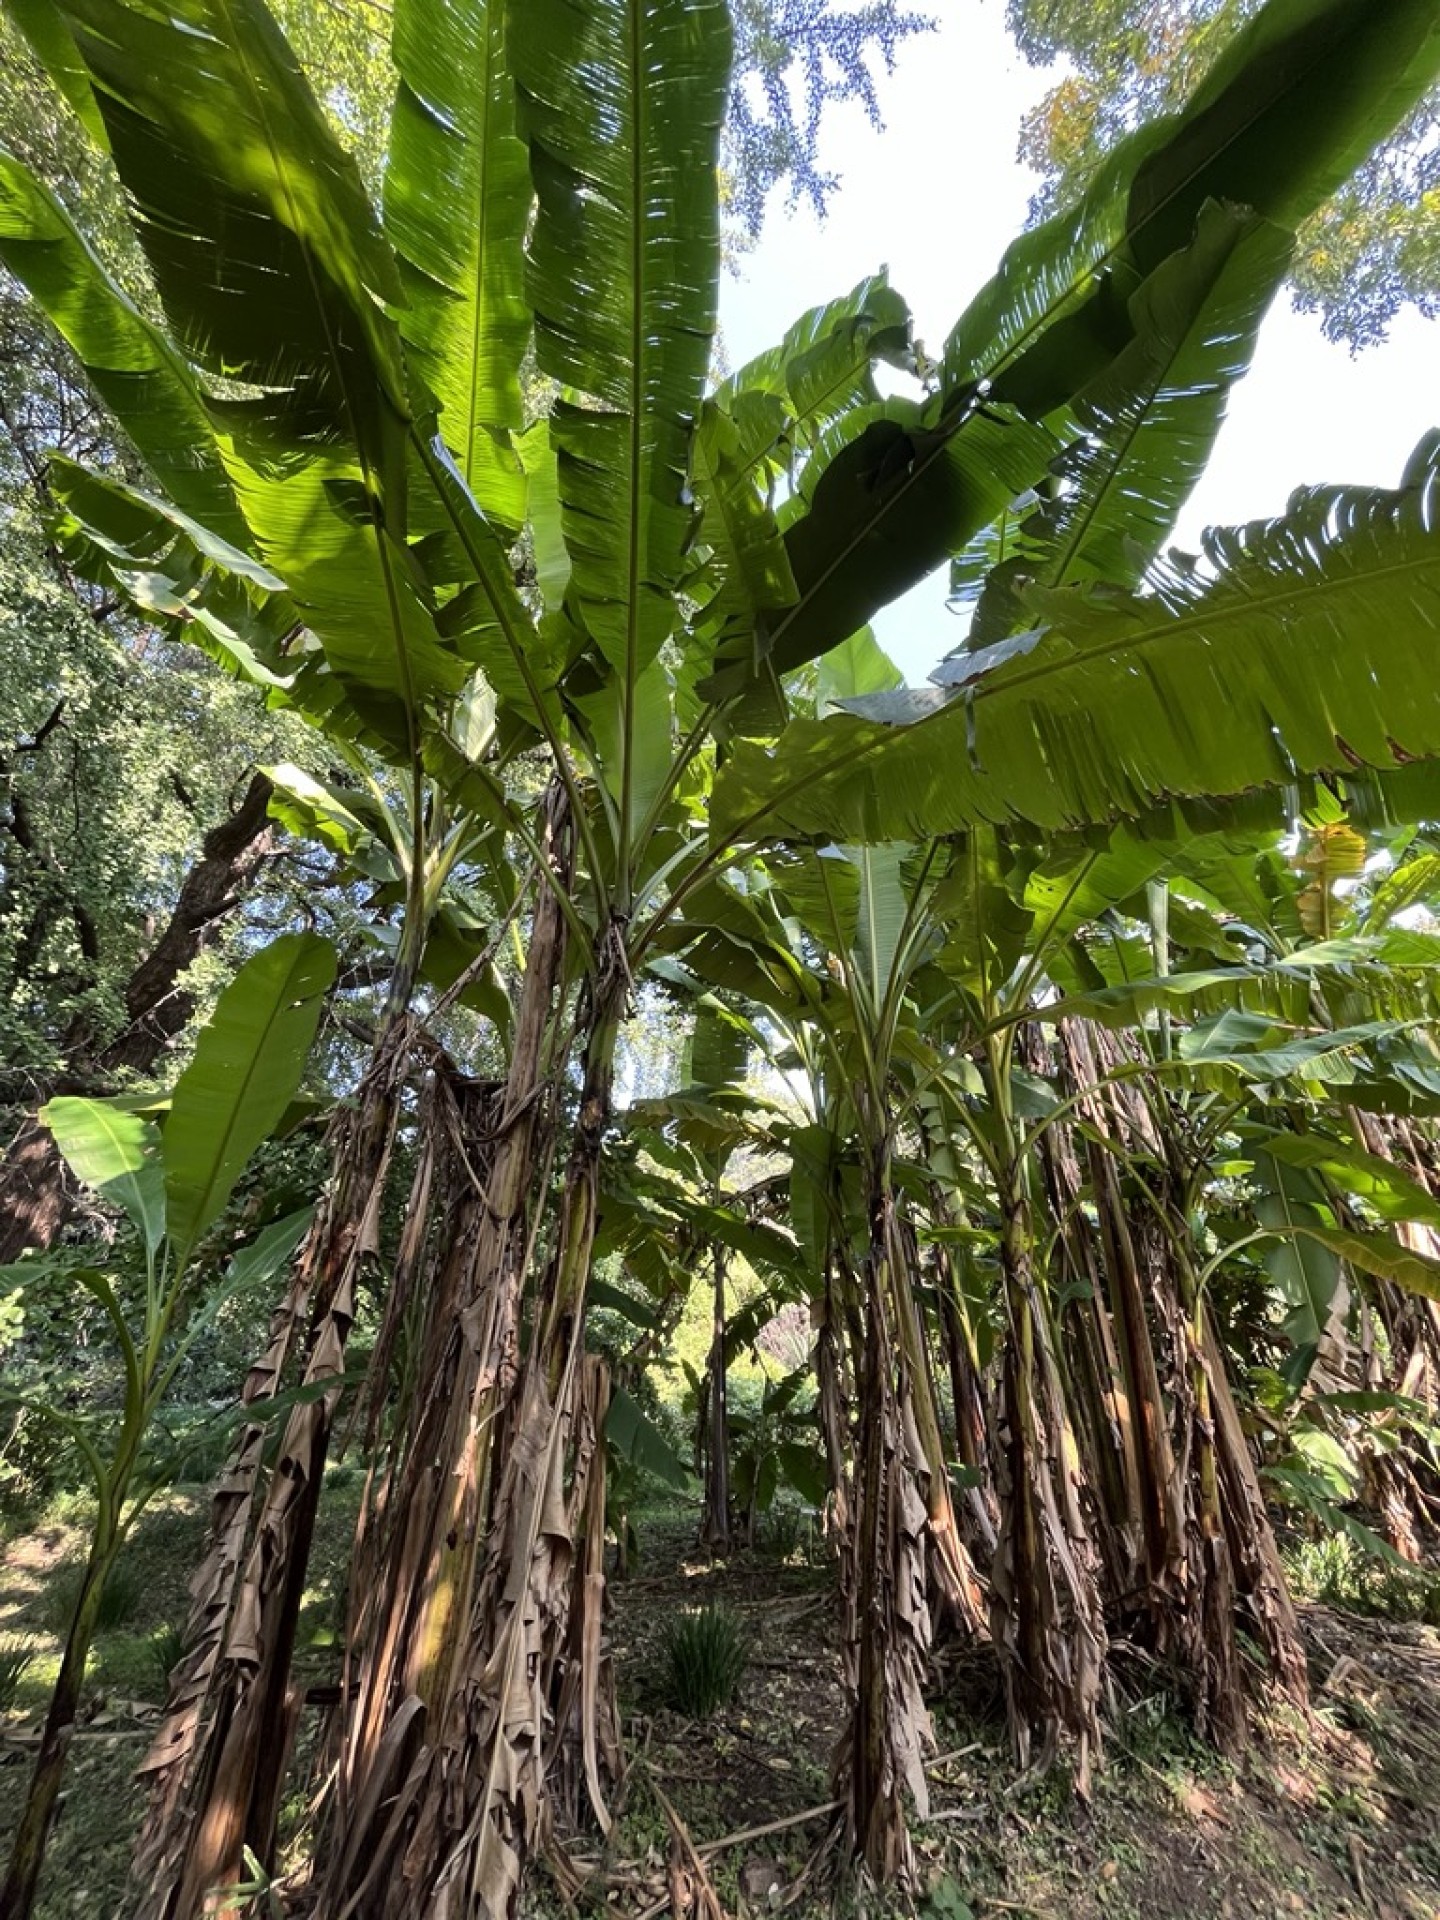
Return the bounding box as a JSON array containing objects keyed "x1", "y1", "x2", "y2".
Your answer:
[{"x1": 1006, "y1": 0, "x2": 1440, "y2": 348}]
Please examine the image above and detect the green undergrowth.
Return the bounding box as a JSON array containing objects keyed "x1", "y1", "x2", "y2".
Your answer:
[{"x1": 1286, "y1": 1531, "x2": 1440, "y2": 1625}]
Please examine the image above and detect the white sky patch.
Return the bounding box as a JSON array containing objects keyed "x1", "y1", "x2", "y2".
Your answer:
[{"x1": 720, "y1": 2, "x2": 1440, "y2": 689}]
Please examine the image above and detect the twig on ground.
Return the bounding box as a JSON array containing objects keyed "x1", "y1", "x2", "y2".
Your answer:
[{"x1": 695, "y1": 1799, "x2": 842, "y2": 1858}]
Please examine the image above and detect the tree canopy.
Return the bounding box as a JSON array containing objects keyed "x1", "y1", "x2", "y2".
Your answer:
[{"x1": 1007, "y1": 0, "x2": 1440, "y2": 348}]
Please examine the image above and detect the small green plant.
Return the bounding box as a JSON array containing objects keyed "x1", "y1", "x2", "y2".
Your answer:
[
  {"x1": 43, "y1": 1558, "x2": 143, "y2": 1636},
  {"x1": 764, "y1": 1497, "x2": 819, "y2": 1566},
  {"x1": 925, "y1": 1874, "x2": 976, "y2": 1920},
  {"x1": 146, "y1": 1623, "x2": 186, "y2": 1699},
  {"x1": 0, "y1": 933, "x2": 333, "y2": 1916},
  {"x1": 663, "y1": 1602, "x2": 748, "y2": 1719},
  {"x1": 0, "y1": 1639, "x2": 37, "y2": 1714},
  {"x1": 1287, "y1": 1531, "x2": 1440, "y2": 1623}
]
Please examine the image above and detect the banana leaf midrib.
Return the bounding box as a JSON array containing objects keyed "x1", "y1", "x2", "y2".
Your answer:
[
  {"x1": 619, "y1": 0, "x2": 648, "y2": 874},
  {"x1": 462, "y1": 5, "x2": 506, "y2": 487}
]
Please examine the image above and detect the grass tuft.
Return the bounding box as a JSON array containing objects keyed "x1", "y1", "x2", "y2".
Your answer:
[
  {"x1": 1287, "y1": 1533, "x2": 1440, "y2": 1625},
  {"x1": 0, "y1": 1636, "x2": 37, "y2": 1712},
  {"x1": 146, "y1": 1622, "x2": 186, "y2": 1699},
  {"x1": 663, "y1": 1601, "x2": 748, "y2": 1719}
]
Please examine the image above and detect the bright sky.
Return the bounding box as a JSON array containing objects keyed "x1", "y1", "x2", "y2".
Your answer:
[{"x1": 720, "y1": 0, "x2": 1440, "y2": 687}]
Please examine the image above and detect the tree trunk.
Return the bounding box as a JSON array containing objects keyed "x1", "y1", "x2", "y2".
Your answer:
[
  {"x1": 699, "y1": 1237, "x2": 730, "y2": 1550},
  {"x1": 332, "y1": 920, "x2": 629, "y2": 1920},
  {"x1": 0, "y1": 1118, "x2": 73, "y2": 1268}
]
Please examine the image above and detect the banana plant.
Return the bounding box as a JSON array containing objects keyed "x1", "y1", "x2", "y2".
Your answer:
[
  {"x1": 662, "y1": 779, "x2": 1005, "y2": 1872},
  {"x1": 977, "y1": 834, "x2": 1440, "y2": 1744},
  {"x1": 4, "y1": 0, "x2": 1440, "y2": 1903},
  {"x1": 0, "y1": 932, "x2": 333, "y2": 1918}
]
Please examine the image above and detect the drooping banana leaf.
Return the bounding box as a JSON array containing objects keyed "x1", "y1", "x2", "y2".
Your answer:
[
  {"x1": 711, "y1": 433, "x2": 1440, "y2": 845},
  {"x1": 684, "y1": 1004, "x2": 751, "y2": 1093},
  {"x1": 0, "y1": 152, "x2": 242, "y2": 540},
  {"x1": 47, "y1": 456, "x2": 298, "y2": 689},
  {"x1": 963, "y1": 202, "x2": 1296, "y2": 647},
  {"x1": 762, "y1": 0, "x2": 1440, "y2": 678},
  {"x1": 759, "y1": 398, "x2": 1057, "y2": 684},
  {"x1": 1256, "y1": 1130, "x2": 1440, "y2": 1228},
  {"x1": 17, "y1": 0, "x2": 475, "y2": 759},
  {"x1": 41, "y1": 1099, "x2": 166, "y2": 1258}
]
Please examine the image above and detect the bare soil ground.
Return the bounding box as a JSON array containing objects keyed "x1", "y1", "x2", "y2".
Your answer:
[
  {"x1": 2, "y1": 1495, "x2": 1438, "y2": 1919},
  {"x1": 553, "y1": 1516, "x2": 1440, "y2": 1920}
]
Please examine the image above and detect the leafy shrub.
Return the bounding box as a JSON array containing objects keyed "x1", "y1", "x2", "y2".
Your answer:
[
  {"x1": 764, "y1": 1497, "x2": 820, "y2": 1565},
  {"x1": 0, "y1": 1638, "x2": 36, "y2": 1713},
  {"x1": 0, "y1": 1407, "x2": 67, "y2": 1521},
  {"x1": 663, "y1": 1602, "x2": 748, "y2": 1718},
  {"x1": 42, "y1": 1558, "x2": 144, "y2": 1636}
]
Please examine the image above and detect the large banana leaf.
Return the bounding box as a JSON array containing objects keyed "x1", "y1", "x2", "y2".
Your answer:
[
  {"x1": 710, "y1": 433, "x2": 1440, "y2": 845},
  {"x1": 764, "y1": 0, "x2": 1440, "y2": 677},
  {"x1": 1126, "y1": 0, "x2": 1440, "y2": 273},
  {"x1": 0, "y1": 153, "x2": 242, "y2": 540},
  {"x1": 509, "y1": 0, "x2": 731, "y2": 846},
  {"x1": 963, "y1": 203, "x2": 1295, "y2": 647},
  {"x1": 956, "y1": 0, "x2": 1440, "y2": 409},
  {"x1": 163, "y1": 933, "x2": 336, "y2": 1264},
  {"x1": 199, "y1": 439, "x2": 476, "y2": 754},
  {"x1": 385, "y1": 0, "x2": 529, "y2": 528},
  {"x1": 33, "y1": 0, "x2": 405, "y2": 437},
  {"x1": 18, "y1": 0, "x2": 476, "y2": 758}
]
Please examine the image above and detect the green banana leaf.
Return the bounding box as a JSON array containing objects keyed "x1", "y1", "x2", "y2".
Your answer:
[
  {"x1": 711, "y1": 433, "x2": 1440, "y2": 844},
  {"x1": 385, "y1": 0, "x2": 529, "y2": 528},
  {"x1": 163, "y1": 933, "x2": 336, "y2": 1263},
  {"x1": 41, "y1": 1099, "x2": 166, "y2": 1257}
]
